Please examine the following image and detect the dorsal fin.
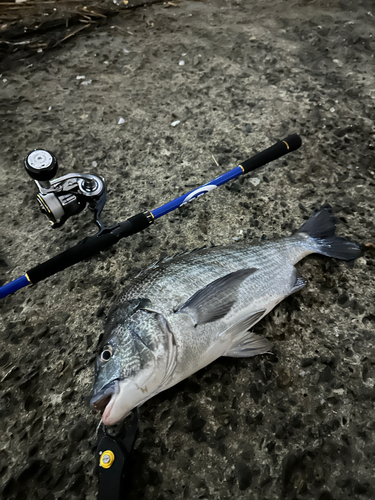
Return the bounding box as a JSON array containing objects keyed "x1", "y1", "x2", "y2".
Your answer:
[{"x1": 138, "y1": 246, "x2": 209, "y2": 275}]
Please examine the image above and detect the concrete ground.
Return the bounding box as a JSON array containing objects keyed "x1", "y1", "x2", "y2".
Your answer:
[{"x1": 0, "y1": 0, "x2": 374, "y2": 499}]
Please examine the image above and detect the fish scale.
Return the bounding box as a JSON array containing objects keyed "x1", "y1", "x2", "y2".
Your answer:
[
  {"x1": 120, "y1": 237, "x2": 307, "y2": 319},
  {"x1": 90, "y1": 209, "x2": 362, "y2": 425}
]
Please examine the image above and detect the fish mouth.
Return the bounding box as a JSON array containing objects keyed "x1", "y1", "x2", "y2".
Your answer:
[
  {"x1": 93, "y1": 376, "x2": 156, "y2": 426},
  {"x1": 90, "y1": 380, "x2": 119, "y2": 413}
]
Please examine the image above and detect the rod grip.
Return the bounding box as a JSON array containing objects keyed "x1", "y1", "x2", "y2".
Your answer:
[
  {"x1": 27, "y1": 212, "x2": 152, "y2": 285},
  {"x1": 240, "y1": 134, "x2": 301, "y2": 174}
]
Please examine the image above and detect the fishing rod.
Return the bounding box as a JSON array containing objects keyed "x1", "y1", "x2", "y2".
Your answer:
[{"x1": 0, "y1": 134, "x2": 301, "y2": 300}]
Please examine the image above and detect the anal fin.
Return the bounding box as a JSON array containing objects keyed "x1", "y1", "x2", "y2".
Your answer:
[
  {"x1": 221, "y1": 309, "x2": 271, "y2": 358},
  {"x1": 224, "y1": 332, "x2": 273, "y2": 358}
]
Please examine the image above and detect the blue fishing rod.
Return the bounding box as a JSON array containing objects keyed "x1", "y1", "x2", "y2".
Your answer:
[{"x1": 0, "y1": 134, "x2": 301, "y2": 300}]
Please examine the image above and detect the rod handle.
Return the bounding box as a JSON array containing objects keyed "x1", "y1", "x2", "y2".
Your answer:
[
  {"x1": 240, "y1": 134, "x2": 301, "y2": 174},
  {"x1": 26, "y1": 212, "x2": 152, "y2": 285}
]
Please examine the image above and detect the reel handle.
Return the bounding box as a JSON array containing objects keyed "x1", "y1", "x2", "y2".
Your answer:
[{"x1": 25, "y1": 149, "x2": 58, "y2": 182}]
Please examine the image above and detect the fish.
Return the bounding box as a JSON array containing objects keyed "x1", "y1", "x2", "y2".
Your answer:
[{"x1": 90, "y1": 208, "x2": 361, "y2": 425}]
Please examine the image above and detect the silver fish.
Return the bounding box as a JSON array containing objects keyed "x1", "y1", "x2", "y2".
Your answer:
[{"x1": 90, "y1": 209, "x2": 361, "y2": 425}]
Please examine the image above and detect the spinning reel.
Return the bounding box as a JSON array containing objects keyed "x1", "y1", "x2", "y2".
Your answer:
[{"x1": 25, "y1": 149, "x2": 107, "y2": 229}]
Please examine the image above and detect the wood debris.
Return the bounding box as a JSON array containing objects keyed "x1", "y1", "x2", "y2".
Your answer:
[{"x1": 0, "y1": 0, "x2": 163, "y2": 54}]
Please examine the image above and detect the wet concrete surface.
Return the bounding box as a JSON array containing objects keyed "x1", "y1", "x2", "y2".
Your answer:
[{"x1": 0, "y1": 0, "x2": 375, "y2": 499}]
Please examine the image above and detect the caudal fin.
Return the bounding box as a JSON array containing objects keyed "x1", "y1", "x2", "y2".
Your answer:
[{"x1": 297, "y1": 209, "x2": 362, "y2": 261}]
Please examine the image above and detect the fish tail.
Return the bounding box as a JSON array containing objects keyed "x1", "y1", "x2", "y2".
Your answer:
[{"x1": 297, "y1": 208, "x2": 362, "y2": 261}]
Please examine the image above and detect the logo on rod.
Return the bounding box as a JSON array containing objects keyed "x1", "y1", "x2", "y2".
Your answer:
[{"x1": 180, "y1": 185, "x2": 217, "y2": 206}]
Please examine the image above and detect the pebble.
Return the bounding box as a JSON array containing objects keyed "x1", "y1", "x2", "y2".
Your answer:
[
  {"x1": 18, "y1": 459, "x2": 47, "y2": 482},
  {"x1": 193, "y1": 429, "x2": 207, "y2": 442},
  {"x1": 282, "y1": 451, "x2": 302, "y2": 487},
  {"x1": 249, "y1": 382, "x2": 262, "y2": 403},
  {"x1": 353, "y1": 481, "x2": 371, "y2": 494},
  {"x1": 249, "y1": 177, "x2": 260, "y2": 187},
  {"x1": 186, "y1": 406, "x2": 198, "y2": 419},
  {"x1": 226, "y1": 181, "x2": 241, "y2": 192},
  {"x1": 0, "y1": 352, "x2": 10, "y2": 367},
  {"x1": 277, "y1": 367, "x2": 292, "y2": 388},
  {"x1": 68, "y1": 460, "x2": 84, "y2": 475},
  {"x1": 188, "y1": 417, "x2": 206, "y2": 432},
  {"x1": 355, "y1": 256, "x2": 367, "y2": 267},
  {"x1": 319, "y1": 366, "x2": 334, "y2": 383},
  {"x1": 215, "y1": 427, "x2": 226, "y2": 440},
  {"x1": 56, "y1": 360, "x2": 64, "y2": 372},
  {"x1": 301, "y1": 358, "x2": 315, "y2": 368},
  {"x1": 68, "y1": 420, "x2": 87, "y2": 442},
  {"x1": 266, "y1": 441, "x2": 276, "y2": 453},
  {"x1": 236, "y1": 461, "x2": 252, "y2": 490},
  {"x1": 274, "y1": 424, "x2": 284, "y2": 439}
]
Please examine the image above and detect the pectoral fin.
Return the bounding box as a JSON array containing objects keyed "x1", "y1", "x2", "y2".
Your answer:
[{"x1": 177, "y1": 268, "x2": 258, "y2": 325}]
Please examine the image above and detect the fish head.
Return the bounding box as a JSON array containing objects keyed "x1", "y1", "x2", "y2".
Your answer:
[{"x1": 90, "y1": 298, "x2": 176, "y2": 426}]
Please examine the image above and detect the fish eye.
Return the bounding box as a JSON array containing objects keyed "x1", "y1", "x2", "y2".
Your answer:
[{"x1": 100, "y1": 345, "x2": 113, "y2": 362}]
